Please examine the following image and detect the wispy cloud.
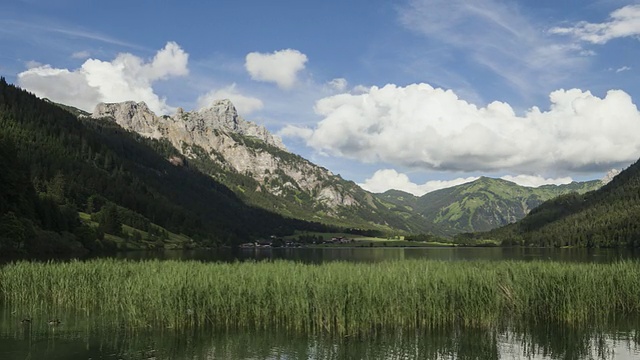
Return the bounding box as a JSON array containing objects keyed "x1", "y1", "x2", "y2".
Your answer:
[
  {"x1": 0, "y1": 19, "x2": 144, "y2": 50},
  {"x1": 550, "y1": 5, "x2": 640, "y2": 44},
  {"x1": 47, "y1": 25, "x2": 144, "y2": 49},
  {"x1": 616, "y1": 66, "x2": 632, "y2": 73},
  {"x1": 397, "y1": 0, "x2": 588, "y2": 100},
  {"x1": 71, "y1": 50, "x2": 91, "y2": 59}
]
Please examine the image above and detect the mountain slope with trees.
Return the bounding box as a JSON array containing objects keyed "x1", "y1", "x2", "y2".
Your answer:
[
  {"x1": 472, "y1": 159, "x2": 640, "y2": 247},
  {"x1": 377, "y1": 177, "x2": 603, "y2": 236},
  {"x1": 92, "y1": 101, "x2": 418, "y2": 233},
  {"x1": 0, "y1": 78, "x2": 333, "y2": 255}
]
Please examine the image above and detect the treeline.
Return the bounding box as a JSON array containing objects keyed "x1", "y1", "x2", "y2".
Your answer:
[
  {"x1": 467, "y1": 158, "x2": 640, "y2": 248},
  {"x1": 0, "y1": 77, "x2": 334, "y2": 255}
]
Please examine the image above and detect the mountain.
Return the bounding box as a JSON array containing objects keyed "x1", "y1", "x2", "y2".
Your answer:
[
  {"x1": 0, "y1": 78, "x2": 333, "y2": 255},
  {"x1": 1, "y1": 76, "x2": 614, "y2": 253},
  {"x1": 92, "y1": 100, "x2": 414, "y2": 232},
  {"x1": 90, "y1": 100, "x2": 608, "y2": 237},
  {"x1": 376, "y1": 177, "x2": 603, "y2": 236},
  {"x1": 473, "y1": 160, "x2": 640, "y2": 248}
]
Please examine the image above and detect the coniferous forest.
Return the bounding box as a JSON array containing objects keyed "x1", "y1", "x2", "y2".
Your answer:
[
  {"x1": 466, "y1": 157, "x2": 640, "y2": 248},
  {"x1": 0, "y1": 78, "x2": 333, "y2": 255}
]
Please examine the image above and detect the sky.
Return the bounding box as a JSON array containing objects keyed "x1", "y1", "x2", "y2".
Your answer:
[{"x1": 2, "y1": 0, "x2": 640, "y2": 196}]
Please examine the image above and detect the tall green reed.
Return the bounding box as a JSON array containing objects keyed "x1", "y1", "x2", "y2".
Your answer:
[{"x1": 1, "y1": 259, "x2": 639, "y2": 336}]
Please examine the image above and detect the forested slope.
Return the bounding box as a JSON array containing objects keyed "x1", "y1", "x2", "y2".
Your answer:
[
  {"x1": 377, "y1": 177, "x2": 602, "y2": 236},
  {"x1": 474, "y1": 159, "x2": 640, "y2": 247},
  {"x1": 0, "y1": 78, "x2": 331, "y2": 255}
]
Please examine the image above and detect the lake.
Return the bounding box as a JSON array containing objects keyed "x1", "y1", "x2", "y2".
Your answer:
[
  {"x1": 2, "y1": 247, "x2": 640, "y2": 359},
  {"x1": 93, "y1": 246, "x2": 640, "y2": 264}
]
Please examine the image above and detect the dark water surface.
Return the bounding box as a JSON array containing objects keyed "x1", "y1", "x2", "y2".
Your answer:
[
  {"x1": 1, "y1": 313, "x2": 639, "y2": 360},
  {"x1": 3, "y1": 247, "x2": 640, "y2": 359},
  {"x1": 94, "y1": 246, "x2": 640, "y2": 264}
]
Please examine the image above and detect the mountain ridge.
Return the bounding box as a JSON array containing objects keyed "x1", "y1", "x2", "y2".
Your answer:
[
  {"x1": 56, "y1": 95, "x2": 608, "y2": 237},
  {"x1": 92, "y1": 99, "x2": 414, "y2": 232},
  {"x1": 376, "y1": 176, "x2": 603, "y2": 236},
  {"x1": 473, "y1": 160, "x2": 640, "y2": 247}
]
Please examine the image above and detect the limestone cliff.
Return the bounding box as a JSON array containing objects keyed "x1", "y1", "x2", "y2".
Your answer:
[{"x1": 92, "y1": 100, "x2": 367, "y2": 213}]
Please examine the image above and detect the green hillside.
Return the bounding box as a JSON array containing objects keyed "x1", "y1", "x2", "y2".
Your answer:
[
  {"x1": 378, "y1": 177, "x2": 602, "y2": 236},
  {"x1": 0, "y1": 77, "x2": 333, "y2": 255},
  {"x1": 473, "y1": 159, "x2": 640, "y2": 247},
  {"x1": 178, "y1": 139, "x2": 412, "y2": 233}
]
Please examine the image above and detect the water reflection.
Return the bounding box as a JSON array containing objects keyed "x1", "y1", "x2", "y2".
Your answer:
[
  {"x1": 90, "y1": 247, "x2": 640, "y2": 264},
  {"x1": 1, "y1": 310, "x2": 639, "y2": 359}
]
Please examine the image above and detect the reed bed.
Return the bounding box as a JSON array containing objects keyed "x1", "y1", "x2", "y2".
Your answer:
[{"x1": 1, "y1": 259, "x2": 639, "y2": 336}]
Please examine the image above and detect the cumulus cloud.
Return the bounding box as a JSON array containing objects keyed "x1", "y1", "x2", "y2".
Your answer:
[
  {"x1": 282, "y1": 83, "x2": 640, "y2": 174},
  {"x1": 616, "y1": 66, "x2": 632, "y2": 73},
  {"x1": 18, "y1": 41, "x2": 189, "y2": 114},
  {"x1": 500, "y1": 175, "x2": 573, "y2": 188},
  {"x1": 359, "y1": 169, "x2": 478, "y2": 196},
  {"x1": 245, "y1": 49, "x2": 308, "y2": 89},
  {"x1": 197, "y1": 84, "x2": 264, "y2": 115},
  {"x1": 326, "y1": 78, "x2": 348, "y2": 92},
  {"x1": 550, "y1": 5, "x2": 640, "y2": 44}
]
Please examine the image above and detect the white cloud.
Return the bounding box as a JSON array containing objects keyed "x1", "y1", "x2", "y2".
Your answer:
[
  {"x1": 197, "y1": 83, "x2": 264, "y2": 115},
  {"x1": 550, "y1": 5, "x2": 640, "y2": 44},
  {"x1": 18, "y1": 41, "x2": 189, "y2": 114},
  {"x1": 25, "y1": 60, "x2": 42, "y2": 69},
  {"x1": 500, "y1": 175, "x2": 573, "y2": 188},
  {"x1": 326, "y1": 78, "x2": 348, "y2": 92},
  {"x1": 278, "y1": 125, "x2": 314, "y2": 141},
  {"x1": 71, "y1": 50, "x2": 90, "y2": 59},
  {"x1": 245, "y1": 49, "x2": 308, "y2": 89},
  {"x1": 352, "y1": 85, "x2": 371, "y2": 94},
  {"x1": 359, "y1": 169, "x2": 477, "y2": 196},
  {"x1": 616, "y1": 66, "x2": 632, "y2": 73},
  {"x1": 283, "y1": 83, "x2": 640, "y2": 174}
]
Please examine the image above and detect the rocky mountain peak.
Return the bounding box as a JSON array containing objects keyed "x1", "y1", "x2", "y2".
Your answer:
[
  {"x1": 92, "y1": 100, "x2": 285, "y2": 150},
  {"x1": 93, "y1": 101, "x2": 162, "y2": 138},
  {"x1": 601, "y1": 169, "x2": 621, "y2": 185},
  {"x1": 191, "y1": 99, "x2": 241, "y2": 133}
]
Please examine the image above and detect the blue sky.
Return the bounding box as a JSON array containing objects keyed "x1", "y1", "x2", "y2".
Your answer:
[{"x1": 2, "y1": 0, "x2": 640, "y2": 195}]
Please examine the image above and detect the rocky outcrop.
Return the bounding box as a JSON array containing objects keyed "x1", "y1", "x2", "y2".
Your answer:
[
  {"x1": 93, "y1": 102, "x2": 164, "y2": 139},
  {"x1": 93, "y1": 100, "x2": 285, "y2": 150},
  {"x1": 92, "y1": 100, "x2": 360, "y2": 210},
  {"x1": 601, "y1": 169, "x2": 621, "y2": 185}
]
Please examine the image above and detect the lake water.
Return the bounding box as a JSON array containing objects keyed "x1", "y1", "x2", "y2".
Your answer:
[
  {"x1": 2, "y1": 314, "x2": 639, "y2": 359},
  {"x1": 3, "y1": 247, "x2": 640, "y2": 359},
  {"x1": 94, "y1": 246, "x2": 640, "y2": 264}
]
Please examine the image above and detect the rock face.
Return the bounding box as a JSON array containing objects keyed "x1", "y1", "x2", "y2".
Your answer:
[
  {"x1": 92, "y1": 100, "x2": 361, "y2": 212},
  {"x1": 601, "y1": 169, "x2": 621, "y2": 185},
  {"x1": 93, "y1": 100, "x2": 285, "y2": 150}
]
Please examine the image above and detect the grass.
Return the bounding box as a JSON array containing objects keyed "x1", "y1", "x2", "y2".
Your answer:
[
  {"x1": 286, "y1": 231, "x2": 455, "y2": 247},
  {"x1": 2, "y1": 259, "x2": 640, "y2": 336},
  {"x1": 78, "y1": 212, "x2": 195, "y2": 250}
]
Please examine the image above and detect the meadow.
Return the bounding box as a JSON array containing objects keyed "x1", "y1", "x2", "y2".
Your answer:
[{"x1": 1, "y1": 259, "x2": 639, "y2": 336}]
